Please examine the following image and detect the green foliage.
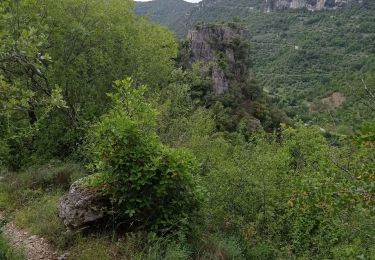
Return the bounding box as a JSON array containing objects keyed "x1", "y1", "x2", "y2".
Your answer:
[
  {"x1": 68, "y1": 232, "x2": 190, "y2": 260},
  {"x1": 177, "y1": 23, "x2": 288, "y2": 134},
  {"x1": 0, "y1": 161, "x2": 84, "y2": 213},
  {"x1": 357, "y1": 120, "x2": 375, "y2": 144},
  {"x1": 193, "y1": 233, "x2": 245, "y2": 260},
  {"x1": 0, "y1": 235, "x2": 24, "y2": 260},
  {"x1": 87, "y1": 79, "x2": 200, "y2": 232},
  {"x1": 173, "y1": 122, "x2": 375, "y2": 259},
  {"x1": 0, "y1": 0, "x2": 178, "y2": 169},
  {"x1": 0, "y1": 1, "x2": 374, "y2": 259},
  {"x1": 142, "y1": 0, "x2": 375, "y2": 130}
]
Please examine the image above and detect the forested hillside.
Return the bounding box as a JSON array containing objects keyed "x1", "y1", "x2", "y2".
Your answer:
[
  {"x1": 137, "y1": 0, "x2": 375, "y2": 133},
  {"x1": 246, "y1": 3, "x2": 375, "y2": 132},
  {"x1": 0, "y1": 0, "x2": 374, "y2": 259}
]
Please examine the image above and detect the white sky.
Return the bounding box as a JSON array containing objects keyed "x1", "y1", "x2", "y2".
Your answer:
[{"x1": 135, "y1": 0, "x2": 202, "y2": 2}]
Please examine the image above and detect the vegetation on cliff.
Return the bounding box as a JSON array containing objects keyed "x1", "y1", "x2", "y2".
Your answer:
[
  {"x1": 0, "y1": 0, "x2": 374, "y2": 259},
  {"x1": 137, "y1": 0, "x2": 375, "y2": 133}
]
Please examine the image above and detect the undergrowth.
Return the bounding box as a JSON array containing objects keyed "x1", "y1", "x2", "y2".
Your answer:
[
  {"x1": 14, "y1": 193, "x2": 71, "y2": 250},
  {"x1": 0, "y1": 234, "x2": 24, "y2": 260},
  {"x1": 0, "y1": 217, "x2": 24, "y2": 260}
]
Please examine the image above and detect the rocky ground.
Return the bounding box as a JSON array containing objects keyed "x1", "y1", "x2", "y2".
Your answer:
[{"x1": 0, "y1": 212, "x2": 68, "y2": 260}]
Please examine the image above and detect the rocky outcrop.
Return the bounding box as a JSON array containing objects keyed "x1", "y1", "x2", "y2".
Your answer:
[
  {"x1": 265, "y1": 0, "x2": 362, "y2": 11},
  {"x1": 58, "y1": 182, "x2": 110, "y2": 229},
  {"x1": 186, "y1": 25, "x2": 248, "y2": 95}
]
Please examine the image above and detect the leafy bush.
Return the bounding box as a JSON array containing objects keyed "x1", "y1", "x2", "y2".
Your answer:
[
  {"x1": 87, "y1": 79, "x2": 200, "y2": 232},
  {"x1": 181, "y1": 123, "x2": 375, "y2": 259}
]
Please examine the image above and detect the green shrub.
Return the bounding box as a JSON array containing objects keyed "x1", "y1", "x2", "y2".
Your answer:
[
  {"x1": 183, "y1": 124, "x2": 374, "y2": 259},
  {"x1": 87, "y1": 79, "x2": 200, "y2": 232}
]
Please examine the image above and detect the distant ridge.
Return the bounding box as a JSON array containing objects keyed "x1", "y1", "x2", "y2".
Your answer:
[
  {"x1": 135, "y1": 0, "x2": 197, "y2": 36},
  {"x1": 135, "y1": 0, "x2": 364, "y2": 38}
]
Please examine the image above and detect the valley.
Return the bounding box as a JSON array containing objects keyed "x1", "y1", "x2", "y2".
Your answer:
[
  {"x1": 137, "y1": 0, "x2": 375, "y2": 133},
  {"x1": 0, "y1": 0, "x2": 373, "y2": 259}
]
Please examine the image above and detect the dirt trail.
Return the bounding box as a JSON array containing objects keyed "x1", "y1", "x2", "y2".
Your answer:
[{"x1": 0, "y1": 212, "x2": 67, "y2": 260}]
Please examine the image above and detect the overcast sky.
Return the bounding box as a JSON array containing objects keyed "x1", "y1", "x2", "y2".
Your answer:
[{"x1": 135, "y1": 0, "x2": 202, "y2": 2}]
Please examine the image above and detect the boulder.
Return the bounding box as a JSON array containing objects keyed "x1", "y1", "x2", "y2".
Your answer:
[{"x1": 58, "y1": 182, "x2": 110, "y2": 229}]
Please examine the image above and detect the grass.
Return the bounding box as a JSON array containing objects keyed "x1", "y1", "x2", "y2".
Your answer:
[
  {"x1": 0, "y1": 162, "x2": 85, "y2": 252},
  {"x1": 69, "y1": 238, "x2": 112, "y2": 260},
  {"x1": 0, "y1": 217, "x2": 24, "y2": 260},
  {"x1": 0, "y1": 162, "x2": 252, "y2": 260},
  {"x1": 0, "y1": 161, "x2": 86, "y2": 214},
  {"x1": 68, "y1": 233, "x2": 190, "y2": 260},
  {"x1": 0, "y1": 234, "x2": 25, "y2": 260},
  {"x1": 0, "y1": 162, "x2": 193, "y2": 259},
  {"x1": 14, "y1": 193, "x2": 71, "y2": 250}
]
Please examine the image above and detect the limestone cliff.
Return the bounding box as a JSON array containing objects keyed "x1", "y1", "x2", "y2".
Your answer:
[
  {"x1": 184, "y1": 24, "x2": 248, "y2": 95},
  {"x1": 180, "y1": 23, "x2": 289, "y2": 132},
  {"x1": 265, "y1": 0, "x2": 362, "y2": 11}
]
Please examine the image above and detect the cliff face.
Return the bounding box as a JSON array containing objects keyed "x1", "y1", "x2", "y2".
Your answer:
[
  {"x1": 181, "y1": 24, "x2": 289, "y2": 132},
  {"x1": 134, "y1": 0, "x2": 365, "y2": 37},
  {"x1": 265, "y1": 0, "x2": 362, "y2": 11},
  {"x1": 191, "y1": 0, "x2": 362, "y2": 12},
  {"x1": 186, "y1": 25, "x2": 248, "y2": 95}
]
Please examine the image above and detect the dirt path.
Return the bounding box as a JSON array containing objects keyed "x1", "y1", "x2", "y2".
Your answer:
[{"x1": 0, "y1": 213, "x2": 68, "y2": 260}]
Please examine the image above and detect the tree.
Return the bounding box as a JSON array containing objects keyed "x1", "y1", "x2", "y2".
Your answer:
[{"x1": 0, "y1": 0, "x2": 178, "y2": 166}]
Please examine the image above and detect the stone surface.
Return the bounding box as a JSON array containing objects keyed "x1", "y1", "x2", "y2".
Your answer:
[
  {"x1": 265, "y1": 0, "x2": 362, "y2": 11},
  {"x1": 0, "y1": 212, "x2": 62, "y2": 260},
  {"x1": 58, "y1": 182, "x2": 110, "y2": 229},
  {"x1": 186, "y1": 25, "x2": 248, "y2": 95}
]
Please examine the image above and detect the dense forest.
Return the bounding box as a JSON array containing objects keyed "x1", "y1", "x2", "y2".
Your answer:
[{"x1": 0, "y1": 0, "x2": 374, "y2": 259}]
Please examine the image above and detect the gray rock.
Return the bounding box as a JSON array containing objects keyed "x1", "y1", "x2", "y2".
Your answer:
[
  {"x1": 265, "y1": 0, "x2": 361, "y2": 12},
  {"x1": 58, "y1": 182, "x2": 110, "y2": 229},
  {"x1": 185, "y1": 25, "x2": 248, "y2": 95},
  {"x1": 58, "y1": 252, "x2": 70, "y2": 260}
]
